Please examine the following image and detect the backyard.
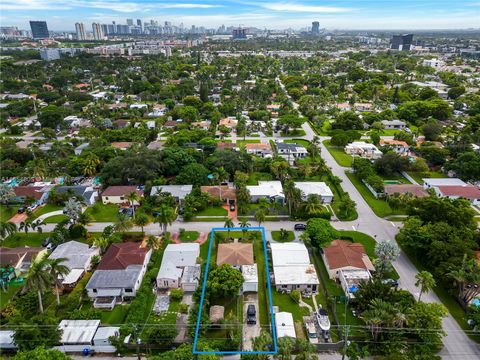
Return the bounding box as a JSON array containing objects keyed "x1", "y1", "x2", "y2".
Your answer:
[
  {"x1": 179, "y1": 230, "x2": 200, "y2": 242},
  {"x1": 84, "y1": 203, "x2": 119, "y2": 222},
  {"x1": 195, "y1": 206, "x2": 228, "y2": 216}
]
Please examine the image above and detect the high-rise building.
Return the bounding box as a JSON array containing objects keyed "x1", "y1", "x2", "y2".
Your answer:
[
  {"x1": 136, "y1": 19, "x2": 142, "y2": 30},
  {"x1": 232, "y1": 27, "x2": 247, "y2": 40},
  {"x1": 390, "y1": 34, "x2": 414, "y2": 51},
  {"x1": 312, "y1": 21, "x2": 320, "y2": 35},
  {"x1": 92, "y1": 23, "x2": 104, "y2": 40},
  {"x1": 126, "y1": 19, "x2": 134, "y2": 26},
  {"x1": 29, "y1": 21, "x2": 49, "y2": 40},
  {"x1": 75, "y1": 22, "x2": 86, "y2": 40}
]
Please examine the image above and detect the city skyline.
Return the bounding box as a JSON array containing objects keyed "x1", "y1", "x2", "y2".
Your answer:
[{"x1": 1, "y1": 0, "x2": 480, "y2": 31}]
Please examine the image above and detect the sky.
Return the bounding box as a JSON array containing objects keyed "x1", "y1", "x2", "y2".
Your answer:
[{"x1": 1, "y1": 0, "x2": 480, "y2": 31}]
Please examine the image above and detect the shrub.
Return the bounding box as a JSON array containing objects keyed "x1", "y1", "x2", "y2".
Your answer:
[
  {"x1": 178, "y1": 303, "x2": 189, "y2": 314},
  {"x1": 170, "y1": 288, "x2": 184, "y2": 301},
  {"x1": 69, "y1": 224, "x2": 87, "y2": 239}
]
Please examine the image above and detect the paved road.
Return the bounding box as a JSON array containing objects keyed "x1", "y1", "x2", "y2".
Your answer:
[{"x1": 277, "y1": 75, "x2": 480, "y2": 359}]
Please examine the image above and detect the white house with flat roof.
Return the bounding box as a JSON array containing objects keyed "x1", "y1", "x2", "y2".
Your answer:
[
  {"x1": 150, "y1": 185, "x2": 193, "y2": 204},
  {"x1": 345, "y1": 142, "x2": 382, "y2": 160},
  {"x1": 156, "y1": 243, "x2": 200, "y2": 291},
  {"x1": 294, "y1": 182, "x2": 334, "y2": 204},
  {"x1": 242, "y1": 264, "x2": 258, "y2": 293},
  {"x1": 247, "y1": 181, "x2": 285, "y2": 204},
  {"x1": 270, "y1": 243, "x2": 319, "y2": 293},
  {"x1": 422, "y1": 178, "x2": 466, "y2": 189}
]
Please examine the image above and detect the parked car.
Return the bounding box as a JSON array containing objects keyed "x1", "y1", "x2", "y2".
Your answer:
[
  {"x1": 17, "y1": 207, "x2": 25, "y2": 214},
  {"x1": 247, "y1": 304, "x2": 256, "y2": 325},
  {"x1": 230, "y1": 203, "x2": 235, "y2": 211},
  {"x1": 27, "y1": 204, "x2": 37, "y2": 212},
  {"x1": 294, "y1": 223, "x2": 306, "y2": 231}
]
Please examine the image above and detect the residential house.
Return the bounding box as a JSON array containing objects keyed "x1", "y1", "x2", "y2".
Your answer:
[
  {"x1": 148, "y1": 105, "x2": 167, "y2": 117},
  {"x1": 216, "y1": 142, "x2": 238, "y2": 151},
  {"x1": 86, "y1": 243, "x2": 152, "y2": 309},
  {"x1": 379, "y1": 139, "x2": 410, "y2": 155},
  {"x1": 146, "y1": 121, "x2": 156, "y2": 129},
  {"x1": 322, "y1": 240, "x2": 375, "y2": 299},
  {"x1": 74, "y1": 143, "x2": 89, "y2": 155},
  {"x1": 110, "y1": 142, "x2": 136, "y2": 150},
  {"x1": 192, "y1": 120, "x2": 211, "y2": 131},
  {"x1": 344, "y1": 141, "x2": 382, "y2": 160},
  {"x1": 384, "y1": 184, "x2": 429, "y2": 198},
  {"x1": 113, "y1": 120, "x2": 129, "y2": 129},
  {"x1": 150, "y1": 185, "x2": 193, "y2": 205},
  {"x1": 56, "y1": 185, "x2": 98, "y2": 206},
  {"x1": 270, "y1": 243, "x2": 319, "y2": 293},
  {"x1": 423, "y1": 178, "x2": 466, "y2": 189},
  {"x1": 147, "y1": 141, "x2": 164, "y2": 150},
  {"x1": 247, "y1": 181, "x2": 285, "y2": 204},
  {"x1": 354, "y1": 102, "x2": 373, "y2": 112},
  {"x1": 201, "y1": 185, "x2": 236, "y2": 206},
  {"x1": 101, "y1": 186, "x2": 143, "y2": 205},
  {"x1": 275, "y1": 142, "x2": 308, "y2": 164},
  {"x1": 336, "y1": 103, "x2": 351, "y2": 111},
  {"x1": 0, "y1": 247, "x2": 47, "y2": 272},
  {"x1": 381, "y1": 119, "x2": 407, "y2": 130},
  {"x1": 156, "y1": 243, "x2": 200, "y2": 291},
  {"x1": 432, "y1": 184, "x2": 480, "y2": 205},
  {"x1": 294, "y1": 182, "x2": 334, "y2": 204},
  {"x1": 55, "y1": 320, "x2": 119, "y2": 353},
  {"x1": 275, "y1": 312, "x2": 296, "y2": 338},
  {"x1": 12, "y1": 185, "x2": 52, "y2": 205},
  {"x1": 322, "y1": 240, "x2": 375, "y2": 279},
  {"x1": 163, "y1": 120, "x2": 178, "y2": 129},
  {"x1": 48, "y1": 241, "x2": 99, "y2": 288},
  {"x1": 245, "y1": 143, "x2": 273, "y2": 158},
  {"x1": 130, "y1": 103, "x2": 148, "y2": 109},
  {"x1": 218, "y1": 117, "x2": 238, "y2": 132},
  {"x1": 217, "y1": 243, "x2": 254, "y2": 268}
]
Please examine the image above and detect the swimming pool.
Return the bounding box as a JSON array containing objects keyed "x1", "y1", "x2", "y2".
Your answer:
[{"x1": 384, "y1": 180, "x2": 402, "y2": 185}]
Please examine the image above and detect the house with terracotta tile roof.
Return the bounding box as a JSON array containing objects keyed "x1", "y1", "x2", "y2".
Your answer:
[
  {"x1": 322, "y1": 240, "x2": 375, "y2": 279},
  {"x1": 379, "y1": 139, "x2": 410, "y2": 155},
  {"x1": 322, "y1": 240, "x2": 375, "y2": 299},
  {"x1": 86, "y1": 243, "x2": 152, "y2": 309},
  {"x1": 245, "y1": 143, "x2": 273, "y2": 158},
  {"x1": 101, "y1": 186, "x2": 144, "y2": 205},
  {"x1": 433, "y1": 184, "x2": 480, "y2": 205},
  {"x1": 200, "y1": 185, "x2": 236, "y2": 204},
  {"x1": 0, "y1": 247, "x2": 47, "y2": 271},
  {"x1": 384, "y1": 184, "x2": 429, "y2": 198},
  {"x1": 217, "y1": 243, "x2": 254, "y2": 268},
  {"x1": 110, "y1": 141, "x2": 136, "y2": 150}
]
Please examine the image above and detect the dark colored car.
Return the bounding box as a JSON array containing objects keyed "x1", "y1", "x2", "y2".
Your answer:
[
  {"x1": 17, "y1": 207, "x2": 25, "y2": 214},
  {"x1": 294, "y1": 223, "x2": 306, "y2": 231},
  {"x1": 247, "y1": 304, "x2": 256, "y2": 324}
]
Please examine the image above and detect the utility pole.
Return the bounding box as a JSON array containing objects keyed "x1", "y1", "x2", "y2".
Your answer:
[{"x1": 342, "y1": 297, "x2": 349, "y2": 360}]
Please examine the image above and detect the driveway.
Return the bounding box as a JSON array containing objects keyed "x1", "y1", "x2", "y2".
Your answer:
[{"x1": 242, "y1": 293, "x2": 260, "y2": 351}]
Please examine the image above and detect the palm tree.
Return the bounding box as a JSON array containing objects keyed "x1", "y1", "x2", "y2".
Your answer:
[
  {"x1": 238, "y1": 218, "x2": 250, "y2": 240},
  {"x1": 77, "y1": 212, "x2": 92, "y2": 226},
  {"x1": 146, "y1": 235, "x2": 160, "y2": 250},
  {"x1": 82, "y1": 153, "x2": 100, "y2": 177},
  {"x1": 93, "y1": 236, "x2": 110, "y2": 254},
  {"x1": 274, "y1": 337, "x2": 293, "y2": 360},
  {"x1": 154, "y1": 204, "x2": 177, "y2": 234},
  {"x1": 19, "y1": 221, "x2": 33, "y2": 234},
  {"x1": 415, "y1": 270, "x2": 436, "y2": 302},
  {"x1": 46, "y1": 258, "x2": 70, "y2": 306},
  {"x1": 134, "y1": 213, "x2": 150, "y2": 235},
  {"x1": 283, "y1": 180, "x2": 301, "y2": 215},
  {"x1": 303, "y1": 194, "x2": 323, "y2": 215},
  {"x1": 254, "y1": 208, "x2": 266, "y2": 227},
  {"x1": 114, "y1": 214, "x2": 133, "y2": 233},
  {"x1": 24, "y1": 255, "x2": 52, "y2": 313},
  {"x1": 31, "y1": 219, "x2": 46, "y2": 234},
  {"x1": 63, "y1": 198, "x2": 82, "y2": 224},
  {"x1": 448, "y1": 255, "x2": 480, "y2": 305},
  {"x1": 0, "y1": 221, "x2": 17, "y2": 239},
  {"x1": 295, "y1": 338, "x2": 316, "y2": 360},
  {"x1": 224, "y1": 217, "x2": 234, "y2": 239},
  {"x1": 126, "y1": 191, "x2": 139, "y2": 219}
]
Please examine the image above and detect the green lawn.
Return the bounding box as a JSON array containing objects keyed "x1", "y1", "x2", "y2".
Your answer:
[
  {"x1": 323, "y1": 140, "x2": 353, "y2": 167},
  {"x1": 44, "y1": 214, "x2": 69, "y2": 223},
  {"x1": 30, "y1": 204, "x2": 63, "y2": 220},
  {"x1": 271, "y1": 230, "x2": 295, "y2": 242},
  {"x1": 406, "y1": 171, "x2": 445, "y2": 185},
  {"x1": 284, "y1": 139, "x2": 310, "y2": 148},
  {"x1": 0, "y1": 205, "x2": 19, "y2": 222},
  {"x1": 0, "y1": 283, "x2": 23, "y2": 309},
  {"x1": 253, "y1": 236, "x2": 270, "y2": 327},
  {"x1": 236, "y1": 139, "x2": 261, "y2": 148},
  {"x1": 247, "y1": 172, "x2": 273, "y2": 186},
  {"x1": 271, "y1": 290, "x2": 310, "y2": 322},
  {"x1": 2, "y1": 232, "x2": 50, "y2": 247},
  {"x1": 179, "y1": 231, "x2": 199, "y2": 242},
  {"x1": 346, "y1": 171, "x2": 406, "y2": 218},
  {"x1": 84, "y1": 203, "x2": 119, "y2": 222},
  {"x1": 101, "y1": 305, "x2": 129, "y2": 325},
  {"x1": 281, "y1": 129, "x2": 306, "y2": 137},
  {"x1": 195, "y1": 206, "x2": 227, "y2": 216}
]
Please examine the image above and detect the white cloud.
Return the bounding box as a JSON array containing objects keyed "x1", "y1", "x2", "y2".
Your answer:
[
  {"x1": 160, "y1": 4, "x2": 223, "y2": 9},
  {"x1": 252, "y1": 2, "x2": 353, "y2": 13}
]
